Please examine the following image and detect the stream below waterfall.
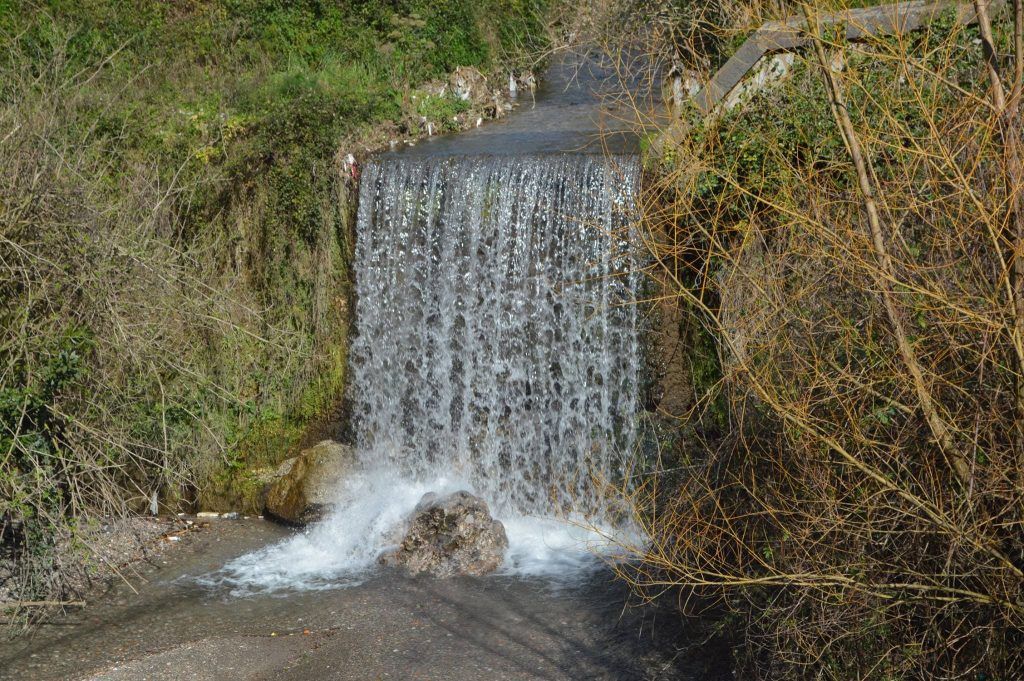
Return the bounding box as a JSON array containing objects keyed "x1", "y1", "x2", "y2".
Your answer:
[{"x1": 0, "y1": 519, "x2": 729, "y2": 680}]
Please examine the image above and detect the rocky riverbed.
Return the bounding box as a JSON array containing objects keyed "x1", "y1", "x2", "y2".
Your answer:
[{"x1": 0, "y1": 518, "x2": 730, "y2": 680}]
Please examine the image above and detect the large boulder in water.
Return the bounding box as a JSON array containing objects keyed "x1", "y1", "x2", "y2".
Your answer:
[
  {"x1": 380, "y1": 491, "x2": 508, "y2": 577},
  {"x1": 262, "y1": 440, "x2": 356, "y2": 525}
]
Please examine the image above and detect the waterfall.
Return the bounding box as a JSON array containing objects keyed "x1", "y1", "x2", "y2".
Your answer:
[
  {"x1": 350, "y1": 154, "x2": 641, "y2": 520},
  {"x1": 211, "y1": 153, "x2": 643, "y2": 593}
]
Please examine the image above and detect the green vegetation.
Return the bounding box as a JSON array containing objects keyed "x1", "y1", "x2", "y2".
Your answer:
[{"x1": 0, "y1": 0, "x2": 546, "y2": 617}]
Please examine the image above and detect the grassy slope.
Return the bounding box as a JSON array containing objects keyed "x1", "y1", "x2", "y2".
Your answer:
[{"x1": 0, "y1": 0, "x2": 546, "y2": 606}]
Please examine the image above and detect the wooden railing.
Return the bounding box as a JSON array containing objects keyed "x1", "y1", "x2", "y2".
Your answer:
[{"x1": 694, "y1": 0, "x2": 1007, "y2": 114}]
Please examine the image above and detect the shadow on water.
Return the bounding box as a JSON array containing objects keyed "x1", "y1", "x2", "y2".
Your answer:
[{"x1": 0, "y1": 521, "x2": 729, "y2": 680}]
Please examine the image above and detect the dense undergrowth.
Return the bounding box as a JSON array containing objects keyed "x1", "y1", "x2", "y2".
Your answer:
[
  {"x1": 574, "y1": 1, "x2": 1024, "y2": 679},
  {"x1": 0, "y1": 0, "x2": 546, "y2": 622}
]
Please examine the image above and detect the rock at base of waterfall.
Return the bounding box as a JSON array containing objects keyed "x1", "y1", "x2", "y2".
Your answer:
[
  {"x1": 380, "y1": 491, "x2": 508, "y2": 577},
  {"x1": 262, "y1": 440, "x2": 356, "y2": 525}
]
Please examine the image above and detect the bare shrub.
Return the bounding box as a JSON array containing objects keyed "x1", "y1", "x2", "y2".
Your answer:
[{"x1": 596, "y1": 2, "x2": 1024, "y2": 678}]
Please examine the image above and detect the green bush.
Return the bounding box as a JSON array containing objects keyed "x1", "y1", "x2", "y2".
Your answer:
[{"x1": 0, "y1": 0, "x2": 547, "y2": 620}]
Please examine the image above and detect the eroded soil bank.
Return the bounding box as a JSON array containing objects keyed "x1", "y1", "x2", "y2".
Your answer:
[{"x1": 0, "y1": 520, "x2": 729, "y2": 680}]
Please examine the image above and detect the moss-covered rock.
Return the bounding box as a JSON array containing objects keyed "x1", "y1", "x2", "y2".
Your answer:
[{"x1": 262, "y1": 440, "x2": 357, "y2": 525}]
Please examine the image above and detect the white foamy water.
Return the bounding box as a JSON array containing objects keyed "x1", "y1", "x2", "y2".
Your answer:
[
  {"x1": 205, "y1": 153, "x2": 643, "y2": 594},
  {"x1": 209, "y1": 468, "x2": 635, "y2": 596}
]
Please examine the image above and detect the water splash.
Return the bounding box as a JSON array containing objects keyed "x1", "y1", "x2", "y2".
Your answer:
[{"x1": 207, "y1": 468, "x2": 631, "y2": 596}]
